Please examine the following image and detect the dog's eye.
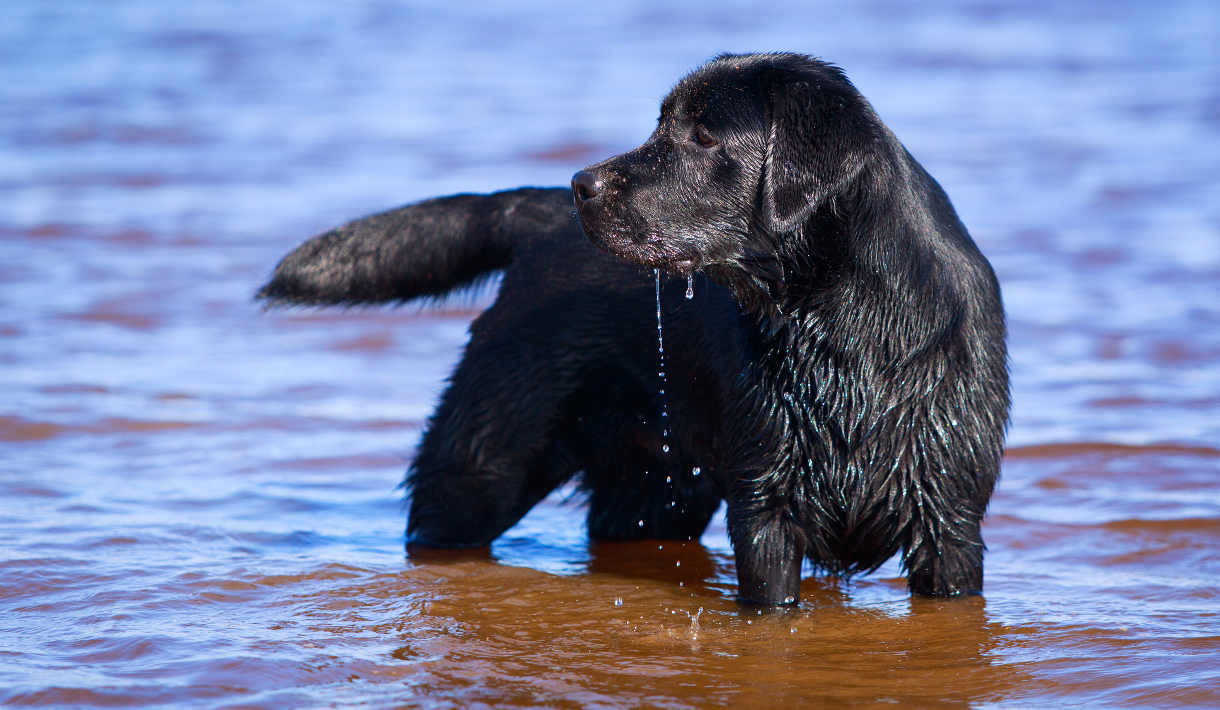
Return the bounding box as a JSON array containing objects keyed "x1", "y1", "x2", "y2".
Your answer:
[{"x1": 691, "y1": 126, "x2": 719, "y2": 149}]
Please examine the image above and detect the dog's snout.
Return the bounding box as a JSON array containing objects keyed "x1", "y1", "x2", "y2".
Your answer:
[{"x1": 571, "y1": 170, "x2": 603, "y2": 205}]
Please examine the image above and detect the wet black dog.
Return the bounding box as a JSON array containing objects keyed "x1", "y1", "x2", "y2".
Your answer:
[{"x1": 259, "y1": 53, "x2": 1009, "y2": 604}]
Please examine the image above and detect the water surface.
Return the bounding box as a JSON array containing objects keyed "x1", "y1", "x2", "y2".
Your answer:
[{"x1": 2, "y1": 1, "x2": 1218, "y2": 706}]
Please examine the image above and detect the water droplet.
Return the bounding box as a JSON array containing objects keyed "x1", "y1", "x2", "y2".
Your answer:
[
  {"x1": 783, "y1": 595, "x2": 796, "y2": 604},
  {"x1": 685, "y1": 273, "x2": 694, "y2": 299},
  {"x1": 675, "y1": 560, "x2": 681, "y2": 567},
  {"x1": 614, "y1": 597, "x2": 623, "y2": 607},
  {"x1": 691, "y1": 466, "x2": 701, "y2": 477},
  {"x1": 652, "y1": 270, "x2": 678, "y2": 464},
  {"x1": 637, "y1": 519, "x2": 644, "y2": 527},
  {"x1": 665, "y1": 475, "x2": 672, "y2": 484},
  {"x1": 654, "y1": 269, "x2": 664, "y2": 351},
  {"x1": 790, "y1": 627, "x2": 797, "y2": 634}
]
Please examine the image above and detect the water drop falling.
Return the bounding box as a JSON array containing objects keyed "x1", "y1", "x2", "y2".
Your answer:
[
  {"x1": 691, "y1": 466, "x2": 701, "y2": 477},
  {"x1": 685, "y1": 273, "x2": 694, "y2": 300},
  {"x1": 653, "y1": 268, "x2": 673, "y2": 456},
  {"x1": 654, "y1": 268, "x2": 664, "y2": 356},
  {"x1": 637, "y1": 519, "x2": 644, "y2": 528},
  {"x1": 614, "y1": 597, "x2": 623, "y2": 607}
]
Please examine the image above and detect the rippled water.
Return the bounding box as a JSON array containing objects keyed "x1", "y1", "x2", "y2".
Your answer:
[{"x1": 3, "y1": 1, "x2": 1218, "y2": 706}]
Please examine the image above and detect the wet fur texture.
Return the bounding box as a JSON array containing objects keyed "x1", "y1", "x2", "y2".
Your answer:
[{"x1": 259, "y1": 53, "x2": 1009, "y2": 604}]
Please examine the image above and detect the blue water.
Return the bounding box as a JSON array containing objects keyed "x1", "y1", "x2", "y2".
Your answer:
[{"x1": 2, "y1": 2, "x2": 1218, "y2": 706}]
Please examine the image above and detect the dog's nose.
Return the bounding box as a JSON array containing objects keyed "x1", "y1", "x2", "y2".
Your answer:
[{"x1": 571, "y1": 170, "x2": 602, "y2": 204}]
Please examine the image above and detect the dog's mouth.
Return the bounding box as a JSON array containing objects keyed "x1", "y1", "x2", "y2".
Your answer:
[
  {"x1": 668, "y1": 256, "x2": 698, "y2": 273},
  {"x1": 573, "y1": 191, "x2": 704, "y2": 274},
  {"x1": 582, "y1": 224, "x2": 700, "y2": 274}
]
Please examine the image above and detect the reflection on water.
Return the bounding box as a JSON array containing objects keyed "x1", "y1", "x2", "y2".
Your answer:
[{"x1": 2, "y1": 0, "x2": 1218, "y2": 706}]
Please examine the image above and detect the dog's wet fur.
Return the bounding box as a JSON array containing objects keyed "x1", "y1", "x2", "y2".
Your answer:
[{"x1": 259, "y1": 53, "x2": 1009, "y2": 604}]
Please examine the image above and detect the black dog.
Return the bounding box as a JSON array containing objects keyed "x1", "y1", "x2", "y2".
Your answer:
[{"x1": 259, "y1": 53, "x2": 1009, "y2": 604}]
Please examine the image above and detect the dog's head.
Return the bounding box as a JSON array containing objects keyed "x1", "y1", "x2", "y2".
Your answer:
[{"x1": 573, "y1": 53, "x2": 879, "y2": 299}]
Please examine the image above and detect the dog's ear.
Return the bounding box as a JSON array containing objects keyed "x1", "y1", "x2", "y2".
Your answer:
[{"x1": 761, "y1": 73, "x2": 873, "y2": 233}]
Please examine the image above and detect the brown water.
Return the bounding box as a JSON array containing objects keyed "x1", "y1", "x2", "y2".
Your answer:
[{"x1": 2, "y1": 2, "x2": 1219, "y2": 707}]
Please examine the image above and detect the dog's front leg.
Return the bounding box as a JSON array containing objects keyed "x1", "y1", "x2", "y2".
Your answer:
[{"x1": 727, "y1": 500, "x2": 805, "y2": 605}]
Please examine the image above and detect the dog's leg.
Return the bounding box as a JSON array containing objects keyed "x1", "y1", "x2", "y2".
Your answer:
[
  {"x1": 727, "y1": 502, "x2": 805, "y2": 605},
  {"x1": 406, "y1": 434, "x2": 574, "y2": 548},
  {"x1": 405, "y1": 387, "x2": 576, "y2": 547},
  {"x1": 404, "y1": 306, "x2": 582, "y2": 548},
  {"x1": 903, "y1": 514, "x2": 985, "y2": 597}
]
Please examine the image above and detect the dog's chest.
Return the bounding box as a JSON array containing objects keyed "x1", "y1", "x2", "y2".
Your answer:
[{"x1": 732, "y1": 318, "x2": 875, "y2": 499}]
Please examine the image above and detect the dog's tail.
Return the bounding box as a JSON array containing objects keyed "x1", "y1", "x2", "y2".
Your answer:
[{"x1": 256, "y1": 187, "x2": 573, "y2": 306}]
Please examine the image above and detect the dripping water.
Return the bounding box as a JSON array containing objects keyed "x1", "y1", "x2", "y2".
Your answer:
[
  {"x1": 655, "y1": 270, "x2": 695, "y2": 518},
  {"x1": 654, "y1": 268, "x2": 671, "y2": 455}
]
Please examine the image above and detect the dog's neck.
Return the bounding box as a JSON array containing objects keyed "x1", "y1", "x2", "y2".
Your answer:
[
  {"x1": 719, "y1": 162, "x2": 960, "y2": 403},
  {"x1": 709, "y1": 196, "x2": 856, "y2": 323}
]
